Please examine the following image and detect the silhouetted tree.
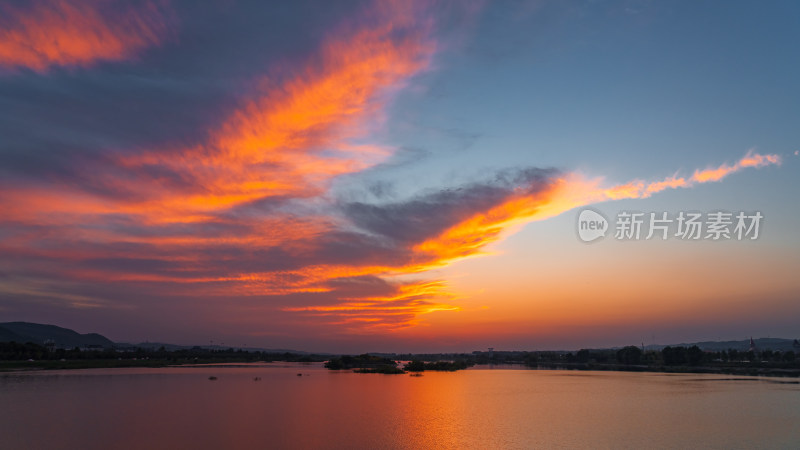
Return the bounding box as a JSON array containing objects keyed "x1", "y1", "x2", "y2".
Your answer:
[
  {"x1": 616, "y1": 346, "x2": 642, "y2": 365},
  {"x1": 662, "y1": 346, "x2": 688, "y2": 365},
  {"x1": 687, "y1": 345, "x2": 704, "y2": 365},
  {"x1": 575, "y1": 349, "x2": 591, "y2": 363}
]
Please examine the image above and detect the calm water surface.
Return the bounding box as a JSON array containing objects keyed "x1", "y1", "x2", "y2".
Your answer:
[{"x1": 2, "y1": 363, "x2": 799, "y2": 449}]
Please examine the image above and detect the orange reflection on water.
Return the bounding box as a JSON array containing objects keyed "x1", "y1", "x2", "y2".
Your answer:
[{"x1": 4, "y1": 365, "x2": 797, "y2": 449}]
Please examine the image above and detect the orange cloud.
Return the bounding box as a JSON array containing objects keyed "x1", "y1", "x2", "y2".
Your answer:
[
  {"x1": 0, "y1": 0, "x2": 172, "y2": 72},
  {"x1": 644, "y1": 175, "x2": 688, "y2": 195},
  {"x1": 413, "y1": 186, "x2": 560, "y2": 265},
  {"x1": 587, "y1": 150, "x2": 781, "y2": 200},
  {"x1": 111, "y1": 2, "x2": 434, "y2": 227},
  {"x1": 284, "y1": 280, "x2": 458, "y2": 332},
  {"x1": 0, "y1": 0, "x2": 434, "y2": 225},
  {"x1": 691, "y1": 150, "x2": 781, "y2": 183},
  {"x1": 603, "y1": 180, "x2": 646, "y2": 200}
]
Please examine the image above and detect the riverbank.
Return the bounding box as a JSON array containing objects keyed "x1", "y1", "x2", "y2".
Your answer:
[
  {"x1": 5, "y1": 358, "x2": 800, "y2": 379},
  {"x1": 528, "y1": 362, "x2": 800, "y2": 378},
  {"x1": 0, "y1": 357, "x2": 273, "y2": 372}
]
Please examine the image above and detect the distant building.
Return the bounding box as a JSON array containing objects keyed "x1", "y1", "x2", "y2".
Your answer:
[{"x1": 749, "y1": 337, "x2": 757, "y2": 353}]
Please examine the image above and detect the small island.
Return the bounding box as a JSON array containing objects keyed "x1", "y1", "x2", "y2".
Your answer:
[{"x1": 324, "y1": 354, "x2": 474, "y2": 374}]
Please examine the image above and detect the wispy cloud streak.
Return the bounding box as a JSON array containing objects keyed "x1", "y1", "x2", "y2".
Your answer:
[{"x1": 600, "y1": 150, "x2": 782, "y2": 200}]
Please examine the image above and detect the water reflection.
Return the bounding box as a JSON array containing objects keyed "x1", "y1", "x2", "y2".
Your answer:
[{"x1": 1, "y1": 365, "x2": 799, "y2": 449}]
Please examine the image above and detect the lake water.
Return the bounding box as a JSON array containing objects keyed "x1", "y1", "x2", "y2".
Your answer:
[{"x1": 2, "y1": 363, "x2": 799, "y2": 449}]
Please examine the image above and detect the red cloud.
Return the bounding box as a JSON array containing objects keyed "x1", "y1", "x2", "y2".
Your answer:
[{"x1": 0, "y1": 0, "x2": 172, "y2": 72}]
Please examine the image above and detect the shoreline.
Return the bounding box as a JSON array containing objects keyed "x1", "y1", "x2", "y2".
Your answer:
[
  {"x1": 3, "y1": 359, "x2": 800, "y2": 379},
  {"x1": 527, "y1": 362, "x2": 800, "y2": 379}
]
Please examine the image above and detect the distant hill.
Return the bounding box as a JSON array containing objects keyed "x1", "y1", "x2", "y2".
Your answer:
[
  {"x1": 697, "y1": 338, "x2": 799, "y2": 352},
  {"x1": 0, "y1": 322, "x2": 318, "y2": 353},
  {"x1": 645, "y1": 338, "x2": 799, "y2": 352},
  {"x1": 0, "y1": 322, "x2": 114, "y2": 349},
  {"x1": 115, "y1": 341, "x2": 318, "y2": 354}
]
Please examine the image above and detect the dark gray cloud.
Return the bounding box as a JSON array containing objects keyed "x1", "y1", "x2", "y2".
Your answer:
[{"x1": 343, "y1": 167, "x2": 559, "y2": 244}]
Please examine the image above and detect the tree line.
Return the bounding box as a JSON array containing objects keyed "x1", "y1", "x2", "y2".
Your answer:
[
  {"x1": 0, "y1": 341, "x2": 328, "y2": 364},
  {"x1": 4, "y1": 340, "x2": 798, "y2": 376}
]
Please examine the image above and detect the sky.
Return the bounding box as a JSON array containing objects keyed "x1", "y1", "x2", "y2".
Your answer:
[{"x1": 0, "y1": 0, "x2": 798, "y2": 353}]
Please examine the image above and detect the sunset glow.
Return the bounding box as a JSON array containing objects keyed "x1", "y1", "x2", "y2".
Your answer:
[{"x1": 1, "y1": 1, "x2": 797, "y2": 353}]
